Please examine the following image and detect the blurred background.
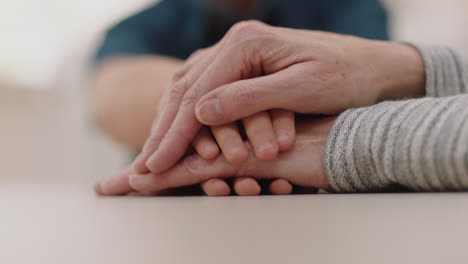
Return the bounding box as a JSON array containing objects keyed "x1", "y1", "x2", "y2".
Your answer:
[{"x1": 1, "y1": 0, "x2": 467, "y2": 187}]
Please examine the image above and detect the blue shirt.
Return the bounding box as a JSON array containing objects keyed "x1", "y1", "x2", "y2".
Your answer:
[{"x1": 95, "y1": 0, "x2": 388, "y2": 62}]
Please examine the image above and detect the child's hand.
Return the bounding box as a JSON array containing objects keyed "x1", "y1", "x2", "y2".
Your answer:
[
  {"x1": 191, "y1": 109, "x2": 295, "y2": 196},
  {"x1": 192, "y1": 109, "x2": 295, "y2": 163}
]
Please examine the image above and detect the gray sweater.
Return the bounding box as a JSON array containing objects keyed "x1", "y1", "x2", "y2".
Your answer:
[{"x1": 325, "y1": 46, "x2": 468, "y2": 192}]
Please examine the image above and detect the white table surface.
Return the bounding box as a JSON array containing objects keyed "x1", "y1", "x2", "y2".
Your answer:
[
  {"x1": 1, "y1": 87, "x2": 467, "y2": 264},
  {"x1": 1, "y1": 184, "x2": 468, "y2": 264}
]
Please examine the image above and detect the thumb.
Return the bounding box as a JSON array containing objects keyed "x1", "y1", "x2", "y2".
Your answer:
[{"x1": 195, "y1": 71, "x2": 296, "y2": 126}]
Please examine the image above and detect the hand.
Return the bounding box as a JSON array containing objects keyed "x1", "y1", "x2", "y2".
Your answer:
[
  {"x1": 133, "y1": 20, "x2": 425, "y2": 175},
  {"x1": 95, "y1": 74, "x2": 296, "y2": 196},
  {"x1": 94, "y1": 109, "x2": 297, "y2": 196},
  {"x1": 192, "y1": 109, "x2": 296, "y2": 196},
  {"x1": 94, "y1": 165, "x2": 295, "y2": 196},
  {"x1": 96, "y1": 116, "x2": 336, "y2": 195}
]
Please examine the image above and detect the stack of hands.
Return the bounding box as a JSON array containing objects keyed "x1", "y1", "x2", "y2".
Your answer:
[{"x1": 95, "y1": 21, "x2": 425, "y2": 196}]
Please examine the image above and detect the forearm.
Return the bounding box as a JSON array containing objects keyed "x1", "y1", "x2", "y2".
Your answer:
[
  {"x1": 325, "y1": 45, "x2": 468, "y2": 192},
  {"x1": 92, "y1": 55, "x2": 183, "y2": 150},
  {"x1": 326, "y1": 94, "x2": 468, "y2": 192},
  {"x1": 367, "y1": 44, "x2": 467, "y2": 102}
]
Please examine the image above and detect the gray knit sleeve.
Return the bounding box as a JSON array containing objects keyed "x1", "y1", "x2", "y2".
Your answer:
[
  {"x1": 414, "y1": 45, "x2": 467, "y2": 97},
  {"x1": 324, "y1": 46, "x2": 468, "y2": 192},
  {"x1": 325, "y1": 94, "x2": 468, "y2": 192}
]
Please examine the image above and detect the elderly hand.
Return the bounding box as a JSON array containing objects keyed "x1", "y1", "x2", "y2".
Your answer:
[
  {"x1": 95, "y1": 116, "x2": 336, "y2": 196},
  {"x1": 133, "y1": 20, "x2": 425, "y2": 175}
]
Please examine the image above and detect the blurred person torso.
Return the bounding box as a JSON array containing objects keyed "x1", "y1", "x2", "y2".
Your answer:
[{"x1": 96, "y1": 0, "x2": 388, "y2": 61}]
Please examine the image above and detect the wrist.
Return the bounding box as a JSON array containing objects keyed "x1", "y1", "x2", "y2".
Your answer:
[
  {"x1": 369, "y1": 42, "x2": 426, "y2": 102},
  {"x1": 318, "y1": 116, "x2": 338, "y2": 193}
]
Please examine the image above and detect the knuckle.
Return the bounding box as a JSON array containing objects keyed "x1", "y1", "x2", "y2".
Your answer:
[
  {"x1": 181, "y1": 92, "x2": 199, "y2": 107},
  {"x1": 188, "y1": 48, "x2": 207, "y2": 60},
  {"x1": 169, "y1": 79, "x2": 188, "y2": 100},
  {"x1": 183, "y1": 155, "x2": 214, "y2": 183},
  {"x1": 183, "y1": 155, "x2": 205, "y2": 179},
  {"x1": 227, "y1": 20, "x2": 268, "y2": 43},
  {"x1": 172, "y1": 68, "x2": 186, "y2": 82}
]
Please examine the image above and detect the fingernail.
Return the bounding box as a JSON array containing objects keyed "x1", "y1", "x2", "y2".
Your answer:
[
  {"x1": 196, "y1": 98, "x2": 223, "y2": 123},
  {"x1": 257, "y1": 142, "x2": 278, "y2": 160},
  {"x1": 259, "y1": 142, "x2": 275, "y2": 154},
  {"x1": 145, "y1": 154, "x2": 158, "y2": 173},
  {"x1": 277, "y1": 131, "x2": 290, "y2": 144},
  {"x1": 133, "y1": 154, "x2": 150, "y2": 174}
]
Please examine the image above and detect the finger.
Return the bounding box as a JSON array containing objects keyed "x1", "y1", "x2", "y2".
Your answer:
[
  {"x1": 131, "y1": 117, "x2": 333, "y2": 193},
  {"x1": 132, "y1": 92, "x2": 180, "y2": 173},
  {"x1": 269, "y1": 179, "x2": 293, "y2": 195},
  {"x1": 201, "y1": 179, "x2": 231, "y2": 196},
  {"x1": 144, "y1": 31, "x2": 266, "y2": 173},
  {"x1": 144, "y1": 22, "x2": 290, "y2": 173},
  {"x1": 131, "y1": 140, "x2": 303, "y2": 194},
  {"x1": 94, "y1": 167, "x2": 135, "y2": 196},
  {"x1": 211, "y1": 123, "x2": 249, "y2": 164},
  {"x1": 145, "y1": 107, "x2": 203, "y2": 173},
  {"x1": 192, "y1": 126, "x2": 220, "y2": 160},
  {"x1": 270, "y1": 110, "x2": 296, "y2": 152},
  {"x1": 242, "y1": 112, "x2": 279, "y2": 160},
  {"x1": 195, "y1": 68, "x2": 301, "y2": 126},
  {"x1": 130, "y1": 154, "x2": 240, "y2": 193},
  {"x1": 132, "y1": 51, "x2": 210, "y2": 174},
  {"x1": 134, "y1": 44, "x2": 223, "y2": 174},
  {"x1": 232, "y1": 177, "x2": 261, "y2": 196}
]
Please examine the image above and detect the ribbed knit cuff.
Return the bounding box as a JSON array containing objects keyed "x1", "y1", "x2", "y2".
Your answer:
[
  {"x1": 324, "y1": 102, "x2": 417, "y2": 193},
  {"x1": 324, "y1": 108, "x2": 369, "y2": 193},
  {"x1": 413, "y1": 45, "x2": 467, "y2": 97},
  {"x1": 324, "y1": 95, "x2": 468, "y2": 193},
  {"x1": 324, "y1": 110, "x2": 352, "y2": 193}
]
